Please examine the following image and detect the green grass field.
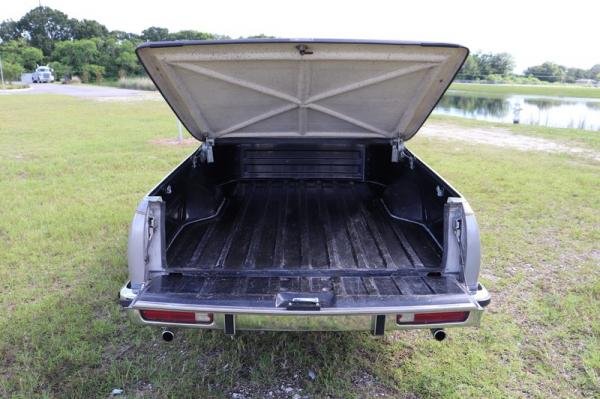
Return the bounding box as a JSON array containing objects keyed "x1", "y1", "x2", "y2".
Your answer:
[
  {"x1": 0, "y1": 95, "x2": 598, "y2": 398},
  {"x1": 450, "y1": 82, "x2": 600, "y2": 99}
]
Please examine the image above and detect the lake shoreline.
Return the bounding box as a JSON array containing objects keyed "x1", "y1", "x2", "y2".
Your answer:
[
  {"x1": 450, "y1": 82, "x2": 600, "y2": 99},
  {"x1": 437, "y1": 88, "x2": 600, "y2": 131}
]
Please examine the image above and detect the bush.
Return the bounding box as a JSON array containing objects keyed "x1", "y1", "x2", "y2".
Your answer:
[
  {"x1": 117, "y1": 76, "x2": 156, "y2": 91},
  {"x1": 512, "y1": 75, "x2": 543, "y2": 85},
  {"x1": 1, "y1": 61, "x2": 24, "y2": 81},
  {"x1": 49, "y1": 61, "x2": 72, "y2": 80},
  {"x1": 80, "y1": 63, "x2": 104, "y2": 83},
  {"x1": 467, "y1": 74, "x2": 544, "y2": 85}
]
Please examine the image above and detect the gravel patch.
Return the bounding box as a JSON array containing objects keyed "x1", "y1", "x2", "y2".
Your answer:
[{"x1": 421, "y1": 123, "x2": 600, "y2": 162}]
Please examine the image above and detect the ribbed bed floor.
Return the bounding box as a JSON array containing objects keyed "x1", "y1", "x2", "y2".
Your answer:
[{"x1": 167, "y1": 180, "x2": 441, "y2": 271}]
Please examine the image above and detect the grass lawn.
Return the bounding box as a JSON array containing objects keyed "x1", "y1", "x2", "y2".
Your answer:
[
  {"x1": 450, "y1": 82, "x2": 600, "y2": 99},
  {"x1": 0, "y1": 95, "x2": 598, "y2": 398}
]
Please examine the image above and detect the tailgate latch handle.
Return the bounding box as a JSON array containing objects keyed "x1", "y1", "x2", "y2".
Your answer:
[{"x1": 287, "y1": 297, "x2": 320, "y2": 311}]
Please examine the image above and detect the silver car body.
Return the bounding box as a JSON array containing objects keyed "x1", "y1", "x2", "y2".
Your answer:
[{"x1": 119, "y1": 39, "x2": 490, "y2": 335}]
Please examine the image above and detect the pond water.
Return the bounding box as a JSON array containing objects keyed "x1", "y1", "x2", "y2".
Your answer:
[{"x1": 434, "y1": 90, "x2": 600, "y2": 131}]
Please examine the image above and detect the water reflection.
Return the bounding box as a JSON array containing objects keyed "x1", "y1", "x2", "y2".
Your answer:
[
  {"x1": 523, "y1": 98, "x2": 565, "y2": 110},
  {"x1": 439, "y1": 94, "x2": 509, "y2": 116},
  {"x1": 434, "y1": 91, "x2": 600, "y2": 131},
  {"x1": 585, "y1": 101, "x2": 600, "y2": 110}
]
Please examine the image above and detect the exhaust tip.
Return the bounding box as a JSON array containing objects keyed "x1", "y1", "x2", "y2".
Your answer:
[
  {"x1": 162, "y1": 330, "x2": 174, "y2": 342},
  {"x1": 431, "y1": 328, "x2": 446, "y2": 341}
]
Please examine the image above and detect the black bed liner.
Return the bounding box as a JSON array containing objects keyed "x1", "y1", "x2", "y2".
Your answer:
[
  {"x1": 146, "y1": 180, "x2": 464, "y2": 307},
  {"x1": 166, "y1": 180, "x2": 442, "y2": 272}
]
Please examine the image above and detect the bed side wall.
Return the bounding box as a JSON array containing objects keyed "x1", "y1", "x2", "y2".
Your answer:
[{"x1": 365, "y1": 144, "x2": 460, "y2": 246}]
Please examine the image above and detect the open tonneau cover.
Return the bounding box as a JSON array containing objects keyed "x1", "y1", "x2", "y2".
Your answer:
[{"x1": 137, "y1": 39, "x2": 467, "y2": 141}]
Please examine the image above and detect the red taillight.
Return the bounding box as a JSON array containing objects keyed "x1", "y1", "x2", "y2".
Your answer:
[
  {"x1": 396, "y1": 311, "x2": 469, "y2": 325},
  {"x1": 140, "y1": 309, "x2": 213, "y2": 324}
]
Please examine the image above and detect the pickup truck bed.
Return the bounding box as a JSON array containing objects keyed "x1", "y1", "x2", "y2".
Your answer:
[
  {"x1": 167, "y1": 180, "x2": 441, "y2": 272},
  {"x1": 135, "y1": 179, "x2": 462, "y2": 308}
]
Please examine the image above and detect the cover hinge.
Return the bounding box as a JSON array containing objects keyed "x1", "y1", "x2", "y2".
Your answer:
[
  {"x1": 391, "y1": 138, "x2": 414, "y2": 169},
  {"x1": 193, "y1": 137, "x2": 215, "y2": 166}
]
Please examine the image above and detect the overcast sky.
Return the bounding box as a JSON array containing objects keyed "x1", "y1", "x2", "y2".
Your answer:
[{"x1": 3, "y1": 0, "x2": 599, "y2": 72}]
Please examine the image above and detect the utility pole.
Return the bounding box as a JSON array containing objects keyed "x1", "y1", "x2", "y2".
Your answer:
[{"x1": 0, "y1": 52, "x2": 5, "y2": 89}]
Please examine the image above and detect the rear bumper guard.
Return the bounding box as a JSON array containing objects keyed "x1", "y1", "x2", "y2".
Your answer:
[{"x1": 119, "y1": 281, "x2": 490, "y2": 334}]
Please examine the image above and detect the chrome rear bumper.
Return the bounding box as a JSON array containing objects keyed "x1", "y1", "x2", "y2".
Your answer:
[{"x1": 119, "y1": 281, "x2": 490, "y2": 334}]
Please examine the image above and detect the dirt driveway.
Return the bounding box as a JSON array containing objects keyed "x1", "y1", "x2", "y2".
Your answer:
[{"x1": 421, "y1": 122, "x2": 600, "y2": 162}]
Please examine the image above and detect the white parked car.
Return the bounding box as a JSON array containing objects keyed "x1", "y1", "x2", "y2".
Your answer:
[{"x1": 32, "y1": 66, "x2": 54, "y2": 83}]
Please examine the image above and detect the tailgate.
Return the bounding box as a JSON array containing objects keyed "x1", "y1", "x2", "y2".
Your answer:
[{"x1": 131, "y1": 272, "x2": 478, "y2": 314}]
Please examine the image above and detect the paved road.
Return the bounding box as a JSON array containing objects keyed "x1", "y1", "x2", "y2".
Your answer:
[{"x1": 1, "y1": 82, "x2": 161, "y2": 100}]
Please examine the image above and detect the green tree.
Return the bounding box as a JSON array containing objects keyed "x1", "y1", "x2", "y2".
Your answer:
[
  {"x1": 524, "y1": 62, "x2": 566, "y2": 83},
  {"x1": 19, "y1": 46, "x2": 43, "y2": 70},
  {"x1": 167, "y1": 30, "x2": 217, "y2": 40},
  {"x1": 565, "y1": 67, "x2": 587, "y2": 83},
  {"x1": 93, "y1": 37, "x2": 140, "y2": 77},
  {"x1": 245, "y1": 34, "x2": 276, "y2": 39},
  {"x1": 113, "y1": 41, "x2": 140, "y2": 76},
  {"x1": 49, "y1": 61, "x2": 72, "y2": 79},
  {"x1": 0, "y1": 39, "x2": 43, "y2": 70},
  {"x1": 588, "y1": 64, "x2": 600, "y2": 79},
  {"x1": 109, "y1": 30, "x2": 141, "y2": 42},
  {"x1": 471, "y1": 53, "x2": 490, "y2": 77},
  {"x1": 457, "y1": 55, "x2": 480, "y2": 80},
  {"x1": 72, "y1": 19, "x2": 108, "y2": 39},
  {"x1": 17, "y1": 6, "x2": 74, "y2": 55},
  {"x1": 93, "y1": 36, "x2": 118, "y2": 74},
  {"x1": 474, "y1": 52, "x2": 514, "y2": 77},
  {"x1": 0, "y1": 61, "x2": 24, "y2": 81},
  {"x1": 488, "y1": 53, "x2": 514, "y2": 76},
  {"x1": 52, "y1": 39, "x2": 98, "y2": 75},
  {"x1": 0, "y1": 20, "x2": 20, "y2": 43},
  {"x1": 141, "y1": 26, "x2": 169, "y2": 41},
  {"x1": 456, "y1": 52, "x2": 516, "y2": 81},
  {"x1": 81, "y1": 63, "x2": 105, "y2": 83}
]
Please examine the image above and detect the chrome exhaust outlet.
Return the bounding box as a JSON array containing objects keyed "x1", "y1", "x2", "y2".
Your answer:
[
  {"x1": 431, "y1": 328, "x2": 446, "y2": 341},
  {"x1": 162, "y1": 330, "x2": 174, "y2": 342}
]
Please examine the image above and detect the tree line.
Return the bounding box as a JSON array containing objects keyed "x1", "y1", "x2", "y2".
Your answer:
[
  {"x1": 1, "y1": 6, "x2": 599, "y2": 85},
  {"x1": 457, "y1": 52, "x2": 600, "y2": 84},
  {"x1": 0, "y1": 6, "x2": 269, "y2": 82}
]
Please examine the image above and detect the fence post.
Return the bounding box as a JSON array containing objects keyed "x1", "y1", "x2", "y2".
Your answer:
[
  {"x1": 0, "y1": 53, "x2": 5, "y2": 89},
  {"x1": 177, "y1": 119, "x2": 183, "y2": 144}
]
